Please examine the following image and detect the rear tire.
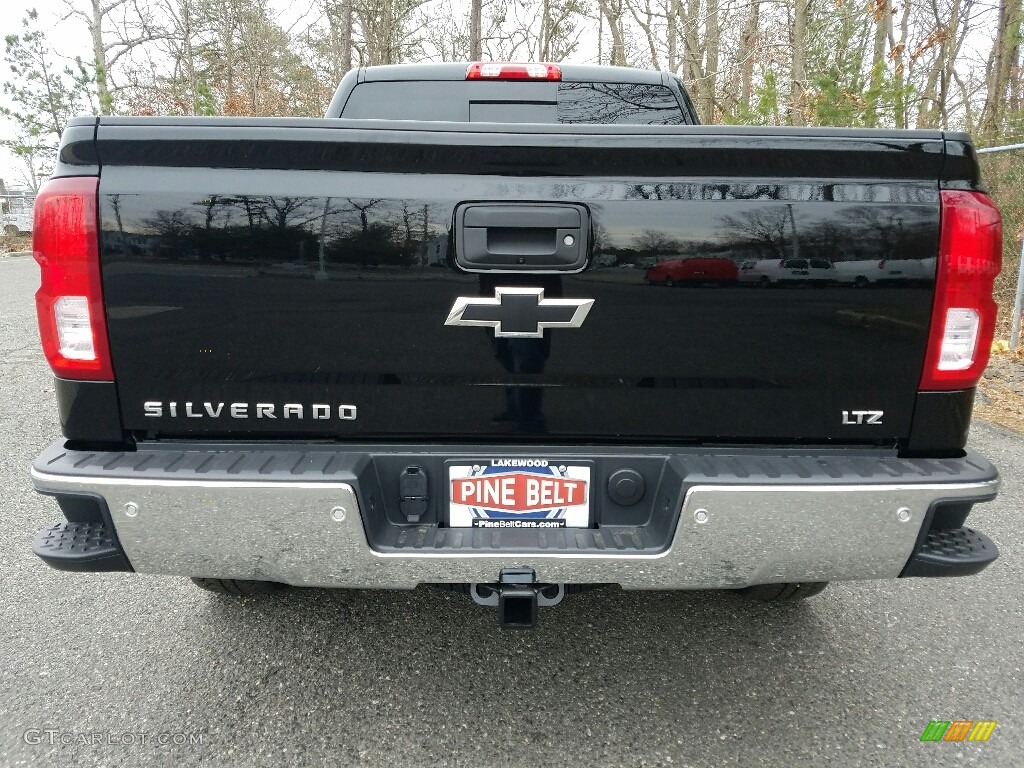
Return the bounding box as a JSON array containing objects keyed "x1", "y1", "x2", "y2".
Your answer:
[
  {"x1": 190, "y1": 577, "x2": 287, "y2": 596},
  {"x1": 734, "y1": 582, "x2": 828, "y2": 602},
  {"x1": 664, "y1": 277, "x2": 675, "y2": 287}
]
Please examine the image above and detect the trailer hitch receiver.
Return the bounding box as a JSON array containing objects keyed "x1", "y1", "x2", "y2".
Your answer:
[{"x1": 470, "y1": 568, "x2": 565, "y2": 629}]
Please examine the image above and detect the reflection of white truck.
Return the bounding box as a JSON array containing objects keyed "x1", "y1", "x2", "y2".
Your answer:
[
  {"x1": 833, "y1": 257, "x2": 938, "y2": 287},
  {"x1": 833, "y1": 259, "x2": 882, "y2": 287},
  {"x1": 738, "y1": 259, "x2": 783, "y2": 284},
  {"x1": 2, "y1": 195, "x2": 34, "y2": 235},
  {"x1": 740, "y1": 258, "x2": 836, "y2": 285},
  {"x1": 878, "y1": 256, "x2": 936, "y2": 284}
]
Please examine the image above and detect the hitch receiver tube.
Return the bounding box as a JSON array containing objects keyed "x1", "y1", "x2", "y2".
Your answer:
[{"x1": 470, "y1": 568, "x2": 565, "y2": 629}]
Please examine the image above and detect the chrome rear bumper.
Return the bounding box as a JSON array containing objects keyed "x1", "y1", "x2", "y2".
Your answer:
[{"x1": 30, "y1": 442, "x2": 1000, "y2": 589}]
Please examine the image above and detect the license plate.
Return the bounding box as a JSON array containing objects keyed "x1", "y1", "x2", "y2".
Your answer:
[{"x1": 448, "y1": 460, "x2": 591, "y2": 529}]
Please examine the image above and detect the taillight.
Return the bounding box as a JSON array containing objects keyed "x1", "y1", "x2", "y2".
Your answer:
[
  {"x1": 33, "y1": 176, "x2": 113, "y2": 381},
  {"x1": 466, "y1": 62, "x2": 562, "y2": 81},
  {"x1": 920, "y1": 190, "x2": 1002, "y2": 391}
]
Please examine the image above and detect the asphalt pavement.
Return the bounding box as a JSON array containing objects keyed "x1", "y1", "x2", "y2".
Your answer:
[{"x1": 0, "y1": 253, "x2": 1021, "y2": 767}]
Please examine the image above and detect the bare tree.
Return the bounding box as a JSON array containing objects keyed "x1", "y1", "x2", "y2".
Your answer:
[
  {"x1": 354, "y1": 0, "x2": 428, "y2": 66},
  {"x1": 703, "y1": 0, "x2": 719, "y2": 120},
  {"x1": 980, "y1": 0, "x2": 1023, "y2": 137},
  {"x1": 596, "y1": 0, "x2": 627, "y2": 65},
  {"x1": 790, "y1": 0, "x2": 809, "y2": 126},
  {"x1": 340, "y1": 0, "x2": 354, "y2": 72},
  {"x1": 915, "y1": 0, "x2": 974, "y2": 129},
  {"x1": 321, "y1": 0, "x2": 355, "y2": 77},
  {"x1": 626, "y1": 0, "x2": 663, "y2": 69},
  {"x1": 11, "y1": 0, "x2": 1017, "y2": 143},
  {"x1": 868, "y1": 0, "x2": 890, "y2": 111},
  {"x1": 738, "y1": 0, "x2": 759, "y2": 114},
  {"x1": 62, "y1": 0, "x2": 167, "y2": 114},
  {"x1": 470, "y1": 0, "x2": 482, "y2": 58}
]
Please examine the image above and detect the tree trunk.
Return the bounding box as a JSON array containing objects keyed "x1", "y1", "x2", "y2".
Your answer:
[
  {"x1": 891, "y1": 0, "x2": 911, "y2": 128},
  {"x1": 702, "y1": 0, "x2": 719, "y2": 122},
  {"x1": 221, "y1": 2, "x2": 236, "y2": 106},
  {"x1": 666, "y1": 0, "x2": 677, "y2": 73},
  {"x1": 940, "y1": 0, "x2": 969, "y2": 129},
  {"x1": 790, "y1": 0, "x2": 808, "y2": 126},
  {"x1": 866, "y1": 0, "x2": 890, "y2": 128},
  {"x1": 738, "y1": 0, "x2": 759, "y2": 113},
  {"x1": 180, "y1": 0, "x2": 199, "y2": 114},
  {"x1": 679, "y1": 0, "x2": 703, "y2": 110},
  {"x1": 469, "y1": 0, "x2": 482, "y2": 59},
  {"x1": 340, "y1": 0, "x2": 353, "y2": 73},
  {"x1": 89, "y1": 0, "x2": 113, "y2": 115},
  {"x1": 597, "y1": 0, "x2": 627, "y2": 66},
  {"x1": 540, "y1": 0, "x2": 551, "y2": 60},
  {"x1": 982, "y1": 0, "x2": 1023, "y2": 137},
  {"x1": 917, "y1": 0, "x2": 967, "y2": 129}
]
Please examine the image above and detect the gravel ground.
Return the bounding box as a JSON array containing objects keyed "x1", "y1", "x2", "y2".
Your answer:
[
  {"x1": 0, "y1": 235, "x2": 31, "y2": 255},
  {"x1": 0, "y1": 254, "x2": 1021, "y2": 767},
  {"x1": 985, "y1": 352, "x2": 1024, "y2": 396},
  {"x1": 977, "y1": 350, "x2": 1024, "y2": 433}
]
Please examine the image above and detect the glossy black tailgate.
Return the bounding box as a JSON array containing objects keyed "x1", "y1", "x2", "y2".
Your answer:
[{"x1": 94, "y1": 120, "x2": 947, "y2": 444}]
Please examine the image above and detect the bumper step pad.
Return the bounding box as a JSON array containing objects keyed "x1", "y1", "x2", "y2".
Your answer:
[
  {"x1": 902, "y1": 527, "x2": 998, "y2": 578},
  {"x1": 32, "y1": 520, "x2": 132, "y2": 572}
]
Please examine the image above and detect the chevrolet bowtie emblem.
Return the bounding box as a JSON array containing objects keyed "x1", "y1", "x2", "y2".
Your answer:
[{"x1": 445, "y1": 287, "x2": 594, "y2": 338}]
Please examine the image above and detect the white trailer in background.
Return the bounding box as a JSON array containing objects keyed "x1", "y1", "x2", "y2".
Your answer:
[{"x1": 1, "y1": 194, "x2": 35, "y2": 235}]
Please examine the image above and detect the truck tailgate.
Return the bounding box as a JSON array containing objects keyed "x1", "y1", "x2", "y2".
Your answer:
[{"x1": 94, "y1": 121, "x2": 947, "y2": 444}]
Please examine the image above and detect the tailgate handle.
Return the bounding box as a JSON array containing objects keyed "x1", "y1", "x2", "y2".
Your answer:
[{"x1": 455, "y1": 203, "x2": 589, "y2": 272}]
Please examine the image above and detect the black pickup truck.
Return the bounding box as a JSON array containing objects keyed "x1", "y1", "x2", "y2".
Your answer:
[{"x1": 30, "y1": 63, "x2": 1003, "y2": 628}]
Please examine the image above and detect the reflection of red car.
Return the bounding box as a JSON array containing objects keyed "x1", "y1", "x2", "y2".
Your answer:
[{"x1": 645, "y1": 257, "x2": 738, "y2": 287}]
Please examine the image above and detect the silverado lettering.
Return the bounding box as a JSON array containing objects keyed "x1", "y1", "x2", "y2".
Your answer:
[{"x1": 142, "y1": 402, "x2": 358, "y2": 420}]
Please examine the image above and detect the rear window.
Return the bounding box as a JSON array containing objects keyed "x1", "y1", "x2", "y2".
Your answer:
[
  {"x1": 341, "y1": 81, "x2": 688, "y2": 125},
  {"x1": 556, "y1": 83, "x2": 684, "y2": 124}
]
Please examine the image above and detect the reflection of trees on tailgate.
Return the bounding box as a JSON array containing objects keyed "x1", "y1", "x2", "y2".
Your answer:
[{"x1": 134, "y1": 194, "x2": 440, "y2": 268}]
